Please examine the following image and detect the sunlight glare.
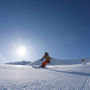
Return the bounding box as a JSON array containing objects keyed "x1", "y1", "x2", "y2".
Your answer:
[{"x1": 17, "y1": 47, "x2": 26, "y2": 56}]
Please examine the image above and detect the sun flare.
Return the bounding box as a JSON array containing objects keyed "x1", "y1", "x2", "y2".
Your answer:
[{"x1": 17, "y1": 47, "x2": 26, "y2": 56}]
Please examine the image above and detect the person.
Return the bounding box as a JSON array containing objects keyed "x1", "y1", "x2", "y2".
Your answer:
[
  {"x1": 40, "y1": 52, "x2": 51, "y2": 68},
  {"x1": 81, "y1": 59, "x2": 86, "y2": 65}
]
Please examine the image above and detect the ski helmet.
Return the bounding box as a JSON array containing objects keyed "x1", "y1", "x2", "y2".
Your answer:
[{"x1": 45, "y1": 52, "x2": 48, "y2": 55}]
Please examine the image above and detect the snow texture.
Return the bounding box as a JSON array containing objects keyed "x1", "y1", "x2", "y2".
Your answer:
[
  {"x1": 30, "y1": 57, "x2": 90, "y2": 65},
  {"x1": 0, "y1": 62, "x2": 90, "y2": 90}
]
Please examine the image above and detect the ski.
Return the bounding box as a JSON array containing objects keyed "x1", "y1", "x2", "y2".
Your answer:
[{"x1": 32, "y1": 66, "x2": 46, "y2": 68}]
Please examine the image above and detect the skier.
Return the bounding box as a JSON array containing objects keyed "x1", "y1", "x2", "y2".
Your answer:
[
  {"x1": 81, "y1": 59, "x2": 86, "y2": 65},
  {"x1": 40, "y1": 52, "x2": 51, "y2": 68}
]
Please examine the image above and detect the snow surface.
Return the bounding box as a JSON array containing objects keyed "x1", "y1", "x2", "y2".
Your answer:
[
  {"x1": 7, "y1": 61, "x2": 31, "y2": 65},
  {"x1": 30, "y1": 57, "x2": 89, "y2": 65},
  {"x1": 0, "y1": 63, "x2": 90, "y2": 90}
]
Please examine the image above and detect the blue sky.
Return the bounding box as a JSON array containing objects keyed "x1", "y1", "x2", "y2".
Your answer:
[{"x1": 0, "y1": 0, "x2": 90, "y2": 62}]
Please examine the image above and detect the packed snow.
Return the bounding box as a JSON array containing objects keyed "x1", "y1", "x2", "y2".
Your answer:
[
  {"x1": 0, "y1": 62, "x2": 90, "y2": 90},
  {"x1": 30, "y1": 57, "x2": 89, "y2": 65}
]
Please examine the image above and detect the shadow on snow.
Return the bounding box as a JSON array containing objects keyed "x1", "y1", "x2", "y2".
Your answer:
[{"x1": 47, "y1": 68, "x2": 90, "y2": 77}]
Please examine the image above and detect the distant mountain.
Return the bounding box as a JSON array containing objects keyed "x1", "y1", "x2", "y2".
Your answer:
[
  {"x1": 29, "y1": 57, "x2": 90, "y2": 65},
  {"x1": 7, "y1": 60, "x2": 31, "y2": 65},
  {"x1": 6, "y1": 57, "x2": 90, "y2": 66}
]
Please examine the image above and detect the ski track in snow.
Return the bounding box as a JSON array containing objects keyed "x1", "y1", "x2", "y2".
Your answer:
[{"x1": 0, "y1": 64, "x2": 90, "y2": 90}]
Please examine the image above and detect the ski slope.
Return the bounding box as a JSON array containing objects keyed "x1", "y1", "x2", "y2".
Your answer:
[
  {"x1": 29, "y1": 57, "x2": 89, "y2": 65},
  {"x1": 0, "y1": 63, "x2": 90, "y2": 90}
]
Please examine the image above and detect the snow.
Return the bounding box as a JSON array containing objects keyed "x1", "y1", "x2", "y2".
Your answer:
[
  {"x1": 30, "y1": 57, "x2": 90, "y2": 65},
  {"x1": 7, "y1": 61, "x2": 31, "y2": 65},
  {"x1": 0, "y1": 63, "x2": 90, "y2": 90},
  {"x1": 6, "y1": 57, "x2": 90, "y2": 66}
]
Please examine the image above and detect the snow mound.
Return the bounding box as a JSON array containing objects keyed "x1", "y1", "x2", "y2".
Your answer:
[
  {"x1": 30, "y1": 57, "x2": 90, "y2": 65},
  {"x1": 7, "y1": 60, "x2": 31, "y2": 65}
]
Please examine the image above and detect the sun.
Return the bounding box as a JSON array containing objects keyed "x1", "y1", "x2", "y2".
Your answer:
[{"x1": 17, "y1": 47, "x2": 26, "y2": 56}]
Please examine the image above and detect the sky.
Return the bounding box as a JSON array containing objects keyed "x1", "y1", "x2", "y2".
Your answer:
[{"x1": 0, "y1": 0, "x2": 90, "y2": 62}]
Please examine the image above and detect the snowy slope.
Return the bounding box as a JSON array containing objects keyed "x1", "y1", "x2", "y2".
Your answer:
[
  {"x1": 0, "y1": 63, "x2": 90, "y2": 90},
  {"x1": 30, "y1": 57, "x2": 90, "y2": 65},
  {"x1": 7, "y1": 61, "x2": 31, "y2": 65},
  {"x1": 6, "y1": 57, "x2": 90, "y2": 66}
]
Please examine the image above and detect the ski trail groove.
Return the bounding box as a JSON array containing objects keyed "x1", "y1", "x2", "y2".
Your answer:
[{"x1": 79, "y1": 72, "x2": 88, "y2": 90}]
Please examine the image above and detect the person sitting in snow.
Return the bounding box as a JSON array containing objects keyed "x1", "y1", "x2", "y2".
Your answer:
[{"x1": 40, "y1": 52, "x2": 51, "y2": 68}]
